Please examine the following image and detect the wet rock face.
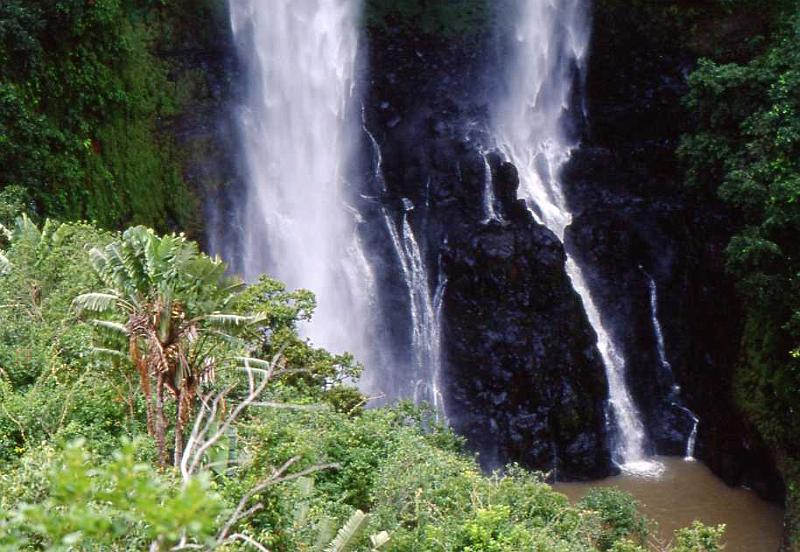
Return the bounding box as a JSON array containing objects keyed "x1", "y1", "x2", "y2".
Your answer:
[
  {"x1": 361, "y1": 28, "x2": 612, "y2": 479},
  {"x1": 561, "y1": 4, "x2": 784, "y2": 499},
  {"x1": 442, "y1": 160, "x2": 611, "y2": 479},
  {"x1": 160, "y1": 1, "x2": 242, "y2": 251}
]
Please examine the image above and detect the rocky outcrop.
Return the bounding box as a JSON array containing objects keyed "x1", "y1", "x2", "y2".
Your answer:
[
  {"x1": 360, "y1": 26, "x2": 612, "y2": 479},
  {"x1": 560, "y1": 2, "x2": 784, "y2": 499},
  {"x1": 441, "y1": 157, "x2": 611, "y2": 479}
]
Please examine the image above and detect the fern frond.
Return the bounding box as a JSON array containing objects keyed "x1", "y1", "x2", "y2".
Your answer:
[
  {"x1": 313, "y1": 517, "x2": 336, "y2": 551},
  {"x1": 0, "y1": 222, "x2": 12, "y2": 243},
  {"x1": 205, "y1": 313, "x2": 262, "y2": 327},
  {"x1": 14, "y1": 214, "x2": 41, "y2": 247},
  {"x1": 370, "y1": 531, "x2": 390, "y2": 550},
  {"x1": 236, "y1": 356, "x2": 274, "y2": 369}
]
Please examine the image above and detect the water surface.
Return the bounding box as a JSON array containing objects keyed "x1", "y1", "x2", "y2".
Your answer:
[{"x1": 555, "y1": 457, "x2": 783, "y2": 551}]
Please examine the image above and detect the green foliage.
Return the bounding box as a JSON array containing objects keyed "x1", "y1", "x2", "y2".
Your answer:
[
  {"x1": 364, "y1": 0, "x2": 490, "y2": 36},
  {"x1": 0, "y1": 439, "x2": 222, "y2": 551},
  {"x1": 680, "y1": 7, "x2": 800, "y2": 436},
  {"x1": 0, "y1": 218, "x2": 125, "y2": 462},
  {"x1": 672, "y1": 521, "x2": 726, "y2": 552},
  {"x1": 578, "y1": 488, "x2": 649, "y2": 550},
  {"x1": 0, "y1": 0, "x2": 216, "y2": 231}
]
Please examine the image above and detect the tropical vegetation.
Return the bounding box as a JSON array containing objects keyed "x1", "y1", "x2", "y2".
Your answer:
[
  {"x1": 1, "y1": 0, "x2": 796, "y2": 549},
  {"x1": 0, "y1": 216, "x2": 722, "y2": 550}
]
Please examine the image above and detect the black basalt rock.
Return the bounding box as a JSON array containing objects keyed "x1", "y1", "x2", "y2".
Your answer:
[
  {"x1": 360, "y1": 23, "x2": 613, "y2": 479},
  {"x1": 441, "y1": 169, "x2": 611, "y2": 479},
  {"x1": 557, "y1": 1, "x2": 785, "y2": 499}
]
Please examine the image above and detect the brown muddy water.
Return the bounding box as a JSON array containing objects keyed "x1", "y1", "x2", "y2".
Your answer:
[{"x1": 554, "y1": 457, "x2": 784, "y2": 551}]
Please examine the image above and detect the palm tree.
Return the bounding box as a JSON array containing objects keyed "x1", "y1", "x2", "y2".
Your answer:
[{"x1": 74, "y1": 226, "x2": 260, "y2": 466}]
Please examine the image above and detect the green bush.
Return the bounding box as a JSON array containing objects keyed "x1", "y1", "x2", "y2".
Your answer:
[
  {"x1": 0, "y1": 439, "x2": 223, "y2": 551},
  {"x1": 673, "y1": 521, "x2": 726, "y2": 552},
  {"x1": 578, "y1": 488, "x2": 649, "y2": 550}
]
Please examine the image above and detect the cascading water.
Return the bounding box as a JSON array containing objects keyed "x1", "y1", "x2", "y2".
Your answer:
[
  {"x1": 382, "y1": 203, "x2": 446, "y2": 415},
  {"x1": 490, "y1": 0, "x2": 661, "y2": 475},
  {"x1": 646, "y1": 274, "x2": 700, "y2": 461},
  {"x1": 646, "y1": 274, "x2": 676, "y2": 381},
  {"x1": 481, "y1": 153, "x2": 501, "y2": 223},
  {"x1": 366, "y1": 102, "x2": 444, "y2": 411},
  {"x1": 228, "y1": 0, "x2": 376, "y2": 360}
]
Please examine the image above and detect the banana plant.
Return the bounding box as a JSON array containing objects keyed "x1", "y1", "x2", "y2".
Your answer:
[{"x1": 73, "y1": 225, "x2": 262, "y2": 466}]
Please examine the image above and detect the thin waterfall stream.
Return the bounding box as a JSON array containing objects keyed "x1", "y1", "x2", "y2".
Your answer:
[
  {"x1": 645, "y1": 272, "x2": 700, "y2": 460},
  {"x1": 481, "y1": 152, "x2": 501, "y2": 224},
  {"x1": 490, "y1": 0, "x2": 661, "y2": 475}
]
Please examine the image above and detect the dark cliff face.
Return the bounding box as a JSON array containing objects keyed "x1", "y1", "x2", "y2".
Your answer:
[
  {"x1": 164, "y1": 1, "x2": 242, "y2": 256},
  {"x1": 360, "y1": 26, "x2": 612, "y2": 479},
  {"x1": 560, "y1": 3, "x2": 784, "y2": 499},
  {"x1": 213, "y1": 2, "x2": 784, "y2": 493}
]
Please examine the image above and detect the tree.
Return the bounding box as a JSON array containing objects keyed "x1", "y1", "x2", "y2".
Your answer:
[{"x1": 74, "y1": 226, "x2": 261, "y2": 466}]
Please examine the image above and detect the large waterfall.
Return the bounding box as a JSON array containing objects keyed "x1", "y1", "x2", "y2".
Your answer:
[
  {"x1": 228, "y1": 0, "x2": 376, "y2": 360},
  {"x1": 490, "y1": 0, "x2": 660, "y2": 475}
]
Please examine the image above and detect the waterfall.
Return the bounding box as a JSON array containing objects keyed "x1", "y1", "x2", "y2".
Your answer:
[
  {"x1": 647, "y1": 273, "x2": 700, "y2": 461},
  {"x1": 228, "y1": 0, "x2": 376, "y2": 361},
  {"x1": 491, "y1": 0, "x2": 661, "y2": 475},
  {"x1": 647, "y1": 275, "x2": 674, "y2": 377},
  {"x1": 382, "y1": 203, "x2": 446, "y2": 416},
  {"x1": 481, "y1": 153, "x2": 501, "y2": 223},
  {"x1": 685, "y1": 414, "x2": 699, "y2": 461}
]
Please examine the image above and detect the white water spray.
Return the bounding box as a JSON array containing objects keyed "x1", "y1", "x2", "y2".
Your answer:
[
  {"x1": 229, "y1": 0, "x2": 375, "y2": 360},
  {"x1": 686, "y1": 414, "x2": 699, "y2": 461},
  {"x1": 491, "y1": 0, "x2": 661, "y2": 475}
]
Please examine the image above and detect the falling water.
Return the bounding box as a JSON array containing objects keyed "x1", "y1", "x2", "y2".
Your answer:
[
  {"x1": 228, "y1": 0, "x2": 376, "y2": 360},
  {"x1": 382, "y1": 204, "x2": 446, "y2": 415},
  {"x1": 481, "y1": 153, "x2": 501, "y2": 223},
  {"x1": 647, "y1": 274, "x2": 700, "y2": 461},
  {"x1": 686, "y1": 416, "x2": 699, "y2": 461},
  {"x1": 491, "y1": 0, "x2": 660, "y2": 475},
  {"x1": 647, "y1": 275, "x2": 674, "y2": 376}
]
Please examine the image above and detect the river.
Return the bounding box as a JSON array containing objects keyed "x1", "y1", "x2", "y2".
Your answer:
[{"x1": 555, "y1": 457, "x2": 783, "y2": 551}]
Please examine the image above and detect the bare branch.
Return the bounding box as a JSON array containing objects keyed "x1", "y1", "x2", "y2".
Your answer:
[
  {"x1": 225, "y1": 533, "x2": 271, "y2": 552},
  {"x1": 180, "y1": 385, "x2": 235, "y2": 481},
  {"x1": 250, "y1": 401, "x2": 328, "y2": 411},
  {"x1": 218, "y1": 456, "x2": 299, "y2": 541},
  {"x1": 218, "y1": 458, "x2": 340, "y2": 542},
  {"x1": 186, "y1": 352, "x2": 282, "y2": 475}
]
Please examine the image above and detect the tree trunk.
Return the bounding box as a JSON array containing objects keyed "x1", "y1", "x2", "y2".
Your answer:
[
  {"x1": 132, "y1": 335, "x2": 155, "y2": 438},
  {"x1": 154, "y1": 374, "x2": 167, "y2": 467},
  {"x1": 173, "y1": 389, "x2": 184, "y2": 467}
]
